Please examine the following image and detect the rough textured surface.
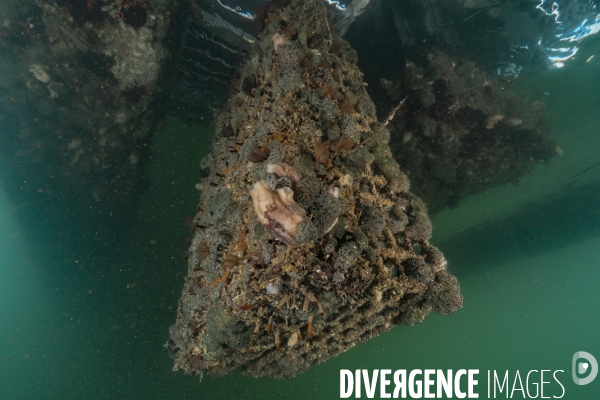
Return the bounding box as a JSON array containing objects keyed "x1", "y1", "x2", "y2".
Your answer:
[
  {"x1": 168, "y1": 0, "x2": 462, "y2": 380},
  {"x1": 0, "y1": 0, "x2": 174, "y2": 235},
  {"x1": 381, "y1": 51, "x2": 557, "y2": 214}
]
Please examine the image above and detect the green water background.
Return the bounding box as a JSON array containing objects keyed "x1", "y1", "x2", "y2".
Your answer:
[{"x1": 1, "y1": 44, "x2": 600, "y2": 399}]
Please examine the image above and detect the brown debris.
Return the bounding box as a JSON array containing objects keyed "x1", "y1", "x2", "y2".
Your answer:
[
  {"x1": 331, "y1": 134, "x2": 354, "y2": 152},
  {"x1": 236, "y1": 228, "x2": 248, "y2": 252},
  {"x1": 248, "y1": 146, "x2": 268, "y2": 163},
  {"x1": 196, "y1": 242, "x2": 210, "y2": 261},
  {"x1": 281, "y1": 25, "x2": 296, "y2": 38},
  {"x1": 211, "y1": 270, "x2": 230, "y2": 287},
  {"x1": 338, "y1": 99, "x2": 356, "y2": 114},
  {"x1": 313, "y1": 141, "x2": 330, "y2": 164},
  {"x1": 224, "y1": 254, "x2": 239, "y2": 269},
  {"x1": 301, "y1": 57, "x2": 313, "y2": 69}
]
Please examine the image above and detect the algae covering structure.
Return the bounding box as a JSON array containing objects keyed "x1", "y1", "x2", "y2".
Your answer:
[
  {"x1": 168, "y1": 0, "x2": 463, "y2": 379},
  {"x1": 0, "y1": 0, "x2": 175, "y2": 237},
  {"x1": 381, "y1": 51, "x2": 557, "y2": 214}
]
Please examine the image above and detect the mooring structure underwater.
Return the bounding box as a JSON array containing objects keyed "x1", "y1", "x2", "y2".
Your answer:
[{"x1": 167, "y1": 0, "x2": 463, "y2": 379}]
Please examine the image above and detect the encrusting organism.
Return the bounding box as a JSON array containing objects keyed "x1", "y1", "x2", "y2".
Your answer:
[
  {"x1": 168, "y1": 0, "x2": 463, "y2": 380},
  {"x1": 249, "y1": 180, "x2": 306, "y2": 246}
]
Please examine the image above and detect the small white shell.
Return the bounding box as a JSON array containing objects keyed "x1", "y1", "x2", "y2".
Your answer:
[{"x1": 266, "y1": 282, "x2": 281, "y2": 295}]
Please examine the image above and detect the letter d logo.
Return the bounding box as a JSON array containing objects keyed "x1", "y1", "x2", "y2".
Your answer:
[{"x1": 572, "y1": 351, "x2": 598, "y2": 385}]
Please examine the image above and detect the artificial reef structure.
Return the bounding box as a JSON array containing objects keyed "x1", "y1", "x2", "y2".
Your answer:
[
  {"x1": 168, "y1": 0, "x2": 463, "y2": 379},
  {"x1": 378, "y1": 52, "x2": 557, "y2": 214},
  {"x1": 0, "y1": 0, "x2": 175, "y2": 238}
]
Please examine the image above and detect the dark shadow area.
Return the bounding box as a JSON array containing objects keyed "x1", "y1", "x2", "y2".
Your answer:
[{"x1": 435, "y1": 180, "x2": 600, "y2": 275}]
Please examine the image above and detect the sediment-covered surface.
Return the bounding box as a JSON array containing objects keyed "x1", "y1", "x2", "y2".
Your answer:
[
  {"x1": 0, "y1": 0, "x2": 174, "y2": 235},
  {"x1": 168, "y1": 0, "x2": 462, "y2": 379},
  {"x1": 380, "y1": 51, "x2": 557, "y2": 214}
]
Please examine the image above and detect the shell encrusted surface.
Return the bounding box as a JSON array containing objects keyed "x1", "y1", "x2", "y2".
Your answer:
[{"x1": 168, "y1": 0, "x2": 463, "y2": 379}]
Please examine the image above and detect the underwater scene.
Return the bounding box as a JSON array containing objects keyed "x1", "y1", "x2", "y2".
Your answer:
[{"x1": 1, "y1": 0, "x2": 599, "y2": 399}]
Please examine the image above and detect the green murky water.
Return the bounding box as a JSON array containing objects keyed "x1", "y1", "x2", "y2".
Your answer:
[{"x1": 2, "y1": 10, "x2": 600, "y2": 400}]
